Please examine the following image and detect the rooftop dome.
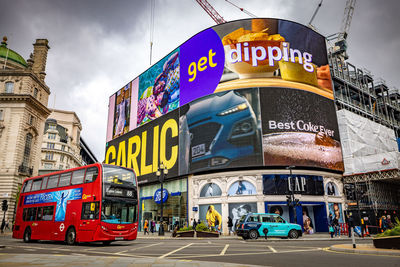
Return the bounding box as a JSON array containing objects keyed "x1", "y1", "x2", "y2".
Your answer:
[{"x1": 0, "y1": 36, "x2": 27, "y2": 68}]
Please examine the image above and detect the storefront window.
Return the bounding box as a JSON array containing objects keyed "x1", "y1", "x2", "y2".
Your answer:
[{"x1": 139, "y1": 178, "x2": 187, "y2": 232}]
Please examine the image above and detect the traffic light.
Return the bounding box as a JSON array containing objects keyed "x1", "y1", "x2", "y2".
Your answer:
[{"x1": 1, "y1": 200, "x2": 7, "y2": 212}]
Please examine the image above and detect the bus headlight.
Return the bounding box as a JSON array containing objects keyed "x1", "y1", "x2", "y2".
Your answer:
[{"x1": 101, "y1": 226, "x2": 108, "y2": 232}]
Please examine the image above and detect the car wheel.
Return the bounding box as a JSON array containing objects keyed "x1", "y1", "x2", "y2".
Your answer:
[
  {"x1": 288, "y1": 229, "x2": 299, "y2": 239},
  {"x1": 249, "y1": 230, "x2": 258, "y2": 240},
  {"x1": 23, "y1": 228, "x2": 31, "y2": 243},
  {"x1": 66, "y1": 227, "x2": 76, "y2": 245}
]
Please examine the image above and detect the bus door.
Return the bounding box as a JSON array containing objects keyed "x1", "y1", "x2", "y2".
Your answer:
[
  {"x1": 36, "y1": 205, "x2": 55, "y2": 240},
  {"x1": 78, "y1": 201, "x2": 100, "y2": 241}
]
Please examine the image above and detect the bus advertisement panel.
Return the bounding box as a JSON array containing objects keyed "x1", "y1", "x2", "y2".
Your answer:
[
  {"x1": 105, "y1": 18, "x2": 343, "y2": 182},
  {"x1": 13, "y1": 164, "x2": 138, "y2": 245}
]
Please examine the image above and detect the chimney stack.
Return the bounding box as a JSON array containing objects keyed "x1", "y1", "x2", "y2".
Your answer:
[{"x1": 32, "y1": 39, "x2": 50, "y2": 81}]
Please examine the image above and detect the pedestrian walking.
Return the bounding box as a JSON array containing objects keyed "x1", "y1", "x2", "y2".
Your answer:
[
  {"x1": 347, "y1": 213, "x2": 354, "y2": 238},
  {"x1": 228, "y1": 216, "x2": 233, "y2": 235},
  {"x1": 192, "y1": 218, "x2": 197, "y2": 230},
  {"x1": 143, "y1": 219, "x2": 149, "y2": 235},
  {"x1": 150, "y1": 219, "x2": 154, "y2": 234},
  {"x1": 328, "y1": 213, "x2": 335, "y2": 238}
]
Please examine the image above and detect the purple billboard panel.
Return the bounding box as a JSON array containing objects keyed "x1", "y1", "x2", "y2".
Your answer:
[
  {"x1": 106, "y1": 94, "x2": 116, "y2": 142},
  {"x1": 180, "y1": 28, "x2": 225, "y2": 105},
  {"x1": 129, "y1": 78, "x2": 139, "y2": 131}
]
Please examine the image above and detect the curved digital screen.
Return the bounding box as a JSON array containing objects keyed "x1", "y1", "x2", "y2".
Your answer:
[{"x1": 105, "y1": 18, "x2": 343, "y2": 183}]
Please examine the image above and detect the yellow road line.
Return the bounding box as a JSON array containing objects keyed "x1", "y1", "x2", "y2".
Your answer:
[{"x1": 268, "y1": 246, "x2": 277, "y2": 253}]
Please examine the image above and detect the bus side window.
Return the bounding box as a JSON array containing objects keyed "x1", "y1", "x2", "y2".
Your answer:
[
  {"x1": 23, "y1": 208, "x2": 28, "y2": 221},
  {"x1": 59, "y1": 172, "x2": 72, "y2": 187},
  {"x1": 41, "y1": 177, "x2": 48, "y2": 190},
  {"x1": 47, "y1": 175, "x2": 60, "y2": 189},
  {"x1": 71, "y1": 169, "x2": 85, "y2": 185},
  {"x1": 37, "y1": 207, "x2": 43, "y2": 221},
  {"x1": 23, "y1": 180, "x2": 33, "y2": 193},
  {"x1": 27, "y1": 207, "x2": 37, "y2": 221},
  {"x1": 31, "y1": 178, "x2": 42, "y2": 191},
  {"x1": 81, "y1": 202, "x2": 99, "y2": 220},
  {"x1": 42, "y1": 206, "x2": 54, "y2": 221},
  {"x1": 85, "y1": 167, "x2": 98, "y2": 183}
]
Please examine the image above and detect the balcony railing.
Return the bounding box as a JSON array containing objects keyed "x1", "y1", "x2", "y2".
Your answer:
[{"x1": 18, "y1": 164, "x2": 33, "y2": 176}]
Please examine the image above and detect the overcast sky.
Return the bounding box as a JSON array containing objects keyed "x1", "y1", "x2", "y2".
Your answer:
[{"x1": 1, "y1": 0, "x2": 399, "y2": 161}]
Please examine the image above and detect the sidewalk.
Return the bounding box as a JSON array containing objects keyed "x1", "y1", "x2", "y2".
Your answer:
[
  {"x1": 330, "y1": 243, "x2": 400, "y2": 256},
  {"x1": 137, "y1": 231, "x2": 373, "y2": 241},
  {"x1": 0, "y1": 253, "x2": 260, "y2": 267}
]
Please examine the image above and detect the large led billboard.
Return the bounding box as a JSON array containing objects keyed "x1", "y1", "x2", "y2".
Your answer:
[{"x1": 105, "y1": 18, "x2": 344, "y2": 182}]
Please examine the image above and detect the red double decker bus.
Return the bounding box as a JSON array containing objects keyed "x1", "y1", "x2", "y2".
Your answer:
[{"x1": 13, "y1": 163, "x2": 138, "y2": 245}]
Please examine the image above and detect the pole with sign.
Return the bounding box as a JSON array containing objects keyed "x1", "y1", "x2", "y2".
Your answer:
[{"x1": 156, "y1": 163, "x2": 168, "y2": 236}]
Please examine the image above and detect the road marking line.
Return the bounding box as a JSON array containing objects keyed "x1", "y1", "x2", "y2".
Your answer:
[
  {"x1": 207, "y1": 241, "x2": 211, "y2": 244},
  {"x1": 220, "y1": 244, "x2": 229, "y2": 255},
  {"x1": 158, "y1": 243, "x2": 193, "y2": 259},
  {"x1": 115, "y1": 242, "x2": 163, "y2": 254},
  {"x1": 268, "y1": 246, "x2": 277, "y2": 253},
  {"x1": 324, "y1": 248, "x2": 400, "y2": 258}
]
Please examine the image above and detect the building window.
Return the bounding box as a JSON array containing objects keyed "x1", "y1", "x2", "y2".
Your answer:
[
  {"x1": 33, "y1": 88, "x2": 38, "y2": 98},
  {"x1": 45, "y1": 152, "x2": 54, "y2": 160},
  {"x1": 22, "y1": 133, "x2": 33, "y2": 167},
  {"x1": 5, "y1": 82, "x2": 14, "y2": 93},
  {"x1": 47, "y1": 142, "x2": 55, "y2": 149},
  {"x1": 59, "y1": 165, "x2": 63, "y2": 169},
  {"x1": 44, "y1": 163, "x2": 53, "y2": 169},
  {"x1": 49, "y1": 124, "x2": 56, "y2": 130},
  {"x1": 0, "y1": 110, "x2": 3, "y2": 120},
  {"x1": 48, "y1": 133, "x2": 56, "y2": 140},
  {"x1": 28, "y1": 115, "x2": 35, "y2": 125},
  {"x1": 61, "y1": 145, "x2": 65, "y2": 151},
  {"x1": 60, "y1": 155, "x2": 64, "y2": 162}
]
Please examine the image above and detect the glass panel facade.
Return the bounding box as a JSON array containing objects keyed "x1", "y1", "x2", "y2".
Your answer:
[{"x1": 139, "y1": 178, "x2": 187, "y2": 232}]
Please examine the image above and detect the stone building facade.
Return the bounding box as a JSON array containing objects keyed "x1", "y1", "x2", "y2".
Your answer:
[
  {"x1": 0, "y1": 37, "x2": 51, "y2": 220},
  {"x1": 39, "y1": 109, "x2": 83, "y2": 174}
]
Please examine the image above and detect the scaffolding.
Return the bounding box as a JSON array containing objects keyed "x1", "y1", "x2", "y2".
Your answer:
[{"x1": 330, "y1": 53, "x2": 400, "y2": 213}]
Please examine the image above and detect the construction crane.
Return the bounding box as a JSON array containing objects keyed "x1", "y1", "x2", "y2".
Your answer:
[
  {"x1": 332, "y1": 0, "x2": 357, "y2": 59},
  {"x1": 308, "y1": 0, "x2": 323, "y2": 29},
  {"x1": 225, "y1": 0, "x2": 257, "y2": 18},
  {"x1": 195, "y1": 0, "x2": 226, "y2": 24}
]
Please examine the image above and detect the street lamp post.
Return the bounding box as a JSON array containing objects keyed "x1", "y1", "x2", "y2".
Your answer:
[
  {"x1": 286, "y1": 166, "x2": 298, "y2": 224},
  {"x1": 157, "y1": 163, "x2": 168, "y2": 236}
]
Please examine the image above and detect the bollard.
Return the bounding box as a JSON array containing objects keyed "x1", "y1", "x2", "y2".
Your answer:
[{"x1": 352, "y1": 227, "x2": 356, "y2": 248}]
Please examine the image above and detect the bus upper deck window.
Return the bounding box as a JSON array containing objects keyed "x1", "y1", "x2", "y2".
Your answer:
[
  {"x1": 71, "y1": 169, "x2": 85, "y2": 185},
  {"x1": 85, "y1": 167, "x2": 98, "y2": 183}
]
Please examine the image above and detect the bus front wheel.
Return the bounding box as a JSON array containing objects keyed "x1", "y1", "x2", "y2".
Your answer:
[
  {"x1": 66, "y1": 227, "x2": 76, "y2": 245},
  {"x1": 23, "y1": 228, "x2": 31, "y2": 243}
]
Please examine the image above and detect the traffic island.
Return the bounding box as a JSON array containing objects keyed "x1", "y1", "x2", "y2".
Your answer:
[
  {"x1": 330, "y1": 243, "x2": 400, "y2": 256},
  {"x1": 174, "y1": 230, "x2": 195, "y2": 237}
]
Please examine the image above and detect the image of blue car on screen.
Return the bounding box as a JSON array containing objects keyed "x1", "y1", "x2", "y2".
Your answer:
[{"x1": 179, "y1": 88, "x2": 262, "y2": 174}]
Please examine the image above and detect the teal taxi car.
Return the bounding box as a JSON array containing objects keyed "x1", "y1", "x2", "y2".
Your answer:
[{"x1": 236, "y1": 213, "x2": 302, "y2": 240}]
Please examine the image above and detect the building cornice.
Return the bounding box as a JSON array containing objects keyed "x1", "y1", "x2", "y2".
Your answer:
[
  {"x1": 0, "y1": 94, "x2": 51, "y2": 116},
  {"x1": 0, "y1": 69, "x2": 50, "y2": 94}
]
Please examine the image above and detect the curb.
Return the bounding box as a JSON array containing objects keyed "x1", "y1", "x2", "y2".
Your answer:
[{"x1": 329, "y1": 244, "x2": 400, "y2": 256}]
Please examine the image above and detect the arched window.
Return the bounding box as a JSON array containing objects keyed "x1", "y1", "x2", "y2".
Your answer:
[
  {"x1": 228, "y1": 180, "x2": 256, "y2": 196},
  {"x1": 5, "y1": 82, "x2": 14, "y2": 93},
  {"x1": 200, "y1": 183, "x2": 222, "y2": 197},
  {"x1": 22, "y1": 133, "x2": 33, "y2": 167},
  {"x1": 325, "y1": 182, "x2": 339, "y2": 196}
]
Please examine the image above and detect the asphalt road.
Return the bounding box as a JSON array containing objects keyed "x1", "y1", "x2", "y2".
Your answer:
[{"x1": 1, "y1": 236, "x2": 399, "y2": 267}]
